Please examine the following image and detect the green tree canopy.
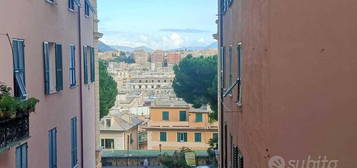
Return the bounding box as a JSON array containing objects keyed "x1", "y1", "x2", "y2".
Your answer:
[
  {"x1": 99, "y1": 60, "x2": 118, "y2": 118},
  {"x1": 172, "y1": 55, "x2": 218, "y2": 120}
]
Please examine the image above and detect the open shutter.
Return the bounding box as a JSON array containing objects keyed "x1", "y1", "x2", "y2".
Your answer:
[
  {"x1": 43, "y1": 42, "x2": 50, "y2": 95},
  {"x1": 55, "y1": 44, "x2": 63, "y2": 91},
  {"x1": 83, "y1": 46, "x2": 88, "y2": 84}
]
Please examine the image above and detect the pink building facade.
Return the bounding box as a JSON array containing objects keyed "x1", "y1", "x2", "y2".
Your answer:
[
  {"x1": 218, "y1": 0, "x2": 357, "y2": 167},
  {"x1": 0, "y1": 0, "x2": 100, "y2": 167}
]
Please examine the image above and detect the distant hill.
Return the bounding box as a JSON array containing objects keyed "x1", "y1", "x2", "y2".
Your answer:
[
  {"x1": 111, "y1": 45, "x2": 154, "y2": 53},
  {"x1": 169, "y1": 42, "x2": 218, "y2": 51},
  {"x1": 98, "y1": 41, "x2": 116, "y2": 52}
]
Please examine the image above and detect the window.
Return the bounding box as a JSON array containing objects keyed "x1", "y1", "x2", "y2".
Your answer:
[
  {"x1": 13, "y1": 40, "x2": 27, "y2": 99},
  {"x1": 83, "y1": 46, "x2": 95, "y2": 84},
  {"x1": 177, "y1": 132, "x2": 187, "y2": 142},
  {"x1": 84, "y1": 0, "x2": 90, "y2": 16},
  {"x1": 89, "y1": 47, "x2": 95, "y2": 82},
  {"x1": 106, "y1": 119, "x2": 111, "y2": 128},
  {"x1": 213, "y1": 133, "x2": 218, "y2": 140},
  {"x1": 160, "y1": 132, "x2": 167, "y2": 142},
  {"x1": 102, "y1": 139, "x2": 114, "y2": 149},
  {"x1": 43, "y1": 42, "x2": 63, "y2": 94},
  {"x1": 48, "y1": 128, "x2": 57, "y2": 168},
  {"x1": 69, "y1": 45, "x2": 76, "y2": 87},
  {"x1": 233, "y1": 145, "x2": 244, "y2": 168},
  {"x1": 16, "y1": 143, "x2": 27, "y2": 168},
  {"x1": 194, "y1": 133, "x2": 201, "y2": 142},
  {"x1": 229, "y1": 46, "x2": 233, "y2": 87},
  {"x1": 70, "y1": 117, "x2": 78, "y2": 168},
  {"x1": 162, "y1": 111, "x2": 169, "y2": 121},
  {"x1": 220, "y1": 46, "x2": 226, "y2": 89},
  {"x1": 83, "y1": 46, "x2": 89, "y2": 84},
  {"x1": 179, "y1": 111, "x2": 187, "y2": 121},
  {"x1": 195, "y1": 113, "x2": 203, "y2": 122},
  {"x1": 237, "y1": 43, "x2": 243, "y2": 105},
  {"x1": 68, "y1": 0, "x2": 74, "y2": 10}
]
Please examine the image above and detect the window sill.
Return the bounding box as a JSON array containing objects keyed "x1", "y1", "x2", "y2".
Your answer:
[
  {"x1": 45, "y1": 0, "x2": 57, "y2": 5},
  {"x1": 68, "y1": 8, "x2": 76, "y2": 13},
  {"x1": 70, "y1": 85, "x2": 78, "y2": 89}
]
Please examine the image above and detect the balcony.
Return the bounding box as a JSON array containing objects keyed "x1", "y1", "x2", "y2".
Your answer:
[{"x1": 0, "y1": 114, "x2": 29, "y2": 153}]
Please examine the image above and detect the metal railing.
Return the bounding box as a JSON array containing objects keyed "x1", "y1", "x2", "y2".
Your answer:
[{"x1": 0, "y1": 114, "x2": 29, "y2": 151}]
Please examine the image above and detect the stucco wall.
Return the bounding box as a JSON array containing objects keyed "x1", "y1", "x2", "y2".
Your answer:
[
  {"x1": 0, "y1": 0, "x2": 97, "y2": 167},
  {"x1": 221, "y1": 0, "x2": 357, "y2": 167}
]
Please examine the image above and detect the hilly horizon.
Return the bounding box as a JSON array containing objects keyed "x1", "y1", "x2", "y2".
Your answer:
[{"x1": 98, "y1": 41, "x2": 218, "y2": 52}]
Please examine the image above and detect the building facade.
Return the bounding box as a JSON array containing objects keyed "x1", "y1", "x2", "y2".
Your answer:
[
  {"x1": 144, "y1": 100, "x2": 218, "y2": 150},
  {"x1": 218, "y1": 0, "x2": 357, "y2": 167},
  {"x1": 99, "y1": 112, "x2": 142, "y2": 150},
  {"x1": 0, "y1": 0, "x2": 100, "y2": 167}
]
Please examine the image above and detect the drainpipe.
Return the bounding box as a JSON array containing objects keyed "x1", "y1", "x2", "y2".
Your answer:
[
  {"x1": 77, "y1": 4, "x2": 84, "y2": 168},
  {"x1": 218, "y1": 0, "x2": 224, "y2": 167}
]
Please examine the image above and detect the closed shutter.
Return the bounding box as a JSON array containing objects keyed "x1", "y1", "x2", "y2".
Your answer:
[
  {"x1": 177, "y1": 133, "x2": 180, "y2": 142},
  {"x1": 16, "y1": 146, "x2": 21, "y2": 168},
  {"x1": 49, "y1": 129, "x2": 57, "y2": 168},
  {"x1": 83, "y1": 46, "x2": 88, "y2": 84},
  {"x1": 55, "y1": 44, "x2": 63, "y2": 91},
  {"x1": 70, "y1": 46, "x2": 76, "y2": 86},
  {"x1": 43, "y1": 42, "x2": 50, "y2": 95},
  {"x1": 90, "y1": 47, "x2": 95, "y2": 82},
  {"x1": 71, "y1": 118, "x2": 78, "y2": 167},
  {"x1": 162, "y1": 112, "x2": 169, "y2": 120},
  {"x1": 184, "y1": 133, "x2": 187, "y2": 142},
  {"x1": 160, "y1": 132, "x2": 166, "y2": 142},
  {"x1": 195, "y1": 133, "x2": 201, "y2": 142},
  {"x1": 179, "y1": 111, "x2": 186, "y2": 121},
  {"x1": 195, "y1": 113, "x2": 202, "y2": 122}
]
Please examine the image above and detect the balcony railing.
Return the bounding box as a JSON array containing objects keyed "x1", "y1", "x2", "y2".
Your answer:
[{"x1": 0, "y1": 114, "x2": 29, "y2": 152}]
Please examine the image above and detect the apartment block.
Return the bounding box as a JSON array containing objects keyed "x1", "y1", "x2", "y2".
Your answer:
[
  {"x1": 0, "y1": 0, "x2": 101, "y2": 167},
  {"x1": 144, "y1": 99, "x2": 218, "y2": 150},
  {"x1": 218, "y1": 0, "x2": 357, "y2": 167}
]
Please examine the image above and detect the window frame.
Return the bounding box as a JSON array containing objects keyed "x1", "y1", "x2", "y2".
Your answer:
[
  {"x1": 177, "y1": 132, "x2": 188, "y2": 142},
  {"x1": 68, "y1": 0, "x2": 75, "y2": 11},
  {"x1": 43, "y1": 42, "x2": 63, "y2": 95}
]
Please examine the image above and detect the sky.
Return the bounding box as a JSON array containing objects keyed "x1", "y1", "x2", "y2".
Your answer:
[{"x1": 98, "y1": 0, "x2": 218, "y2": 50}]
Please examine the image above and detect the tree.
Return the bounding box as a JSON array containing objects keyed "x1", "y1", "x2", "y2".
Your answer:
[
  {"x1": 99, "y1": 60, "x2": 118, "y2": 118},
  {"x1": 159, "y1": 148, "x2": 191, "y2": 168},
  {"x1": 172, "y1": 55, "x2": 218, "y2": 120}
]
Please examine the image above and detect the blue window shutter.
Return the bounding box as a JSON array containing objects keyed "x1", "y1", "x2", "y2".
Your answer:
[
  {"x1": 162, "y1": 112, "x2": 169, "y2": 120},
  {"x1": 55, "y1": 44, "x2": 63, "y2": 91},
  {"x1": 195, "y1": 113, "x2": 203, "y2": 122},
  {"x1": 160, "y1": 132, "x2": 166, "y2": 142},
  {"x1": 179, "y1": 111, "x2": 187, "y2": 121},
  {"x1": 90, "y1": 47, "x2": 95, "y2": 82},
  {"x1": 13, "y1": 40, "x2": 27, "y2": 99},
  {"x1": 177, "y1": 133, "x2": 180, "y2": 142},
  {"x1": 43, "y1": 42, "x2": 50, "y2": 95},
  {"x1": 195, "y1": 133, "x2": 201, "y2": 142},
  {"x1": 54, "y1": 129, "x2": 57, "y2": 168},
  {"x1": 16, "y1": 146, "x2": 21, "y2": 168},
  {"x1": 70, "y1": 46, "x2": 77, "y2": 86},
  {"x1": 184, "y1": 133, "x2": 187, "y2": 142},
  {"x1": 48, "y1": 130, "x2": 52, "y2": 168},
  {"x1": 83, "y1": 46, "x2": 88, "y2": 84}
]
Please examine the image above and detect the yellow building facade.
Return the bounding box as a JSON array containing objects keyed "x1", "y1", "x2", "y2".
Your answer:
[{"x1": 144, "y1": 104, "x2": 218, "y2": 150}]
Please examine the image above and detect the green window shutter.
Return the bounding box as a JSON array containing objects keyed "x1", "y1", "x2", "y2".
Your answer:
[
  {"x1": 160, "y1": 132, "x2": 167, "y2": 142},
  {"x1": 55, "y1": 44, "x2": 63, "y2": 91},
  {"x1": 162, "y1": 112, "x2": 169, "y2": 120},
  {"x1": 184, "y1": 133, "x2": 187, "y2": 142},
  {"x1": 177, "y1": 133, "x2": 180, "y2": 142},
  {"x1": 195, "y1": 133, "x2": 201, "y2": 142},
  {"x1": 179, "y1": 111, "x2": 187, "y2": 121},
  {"x1": 43, "y1": 42, "x2": 50, "y2": 95},
  {"x1": 195, "y1": 113, "x2": 203, "y2": 122},
  {"x1": 83, "y1": 46, "x2": 88, "y2": 84}
]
